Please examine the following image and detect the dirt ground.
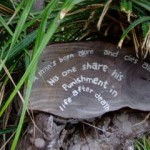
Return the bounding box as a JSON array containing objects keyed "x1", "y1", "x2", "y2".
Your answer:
[{"x1": 18, "y1": 109, "x2": 150, "y2": 150}]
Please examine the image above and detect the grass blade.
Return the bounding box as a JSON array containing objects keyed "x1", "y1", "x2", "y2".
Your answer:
[
  {"x1": 131, "y1": 0, "x2": 150, "y2": 12},
  {"x1": 9, "y1": 1, "x2": 84, "y2": 149},
  {"x1": 118, "y1": 16, "x2": 150, "y2": 47},
  {"x1": 0, "y1": 16, "x2": 13, "y2": 36},
  {"x1": 0, "y1": 0, "x2": 35, "y2": 71}
]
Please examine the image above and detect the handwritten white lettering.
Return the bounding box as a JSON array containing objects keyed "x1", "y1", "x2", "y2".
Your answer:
[
  {"x1": 124, "y1": 55, "x2": 138, "y2": 64},
  {"x1": 62, "y1": 75, "x2": 108, "y2": 91},
  {"x1": 47, "y1": 75, "x2": 59, "y2": 86},
  {"x1": 95, "y1": 94, "x2": 110, "y2": 111},
  {"x1": 78, "y1": 49, "x2": 94, "y2": 57},
  {"x1": 82, "y1": 62, "x2": 108, "y2": 72},
  {"x1": 38, "y1": 61, "x2": 56, "y2": 76},
  {"x1": 109, "y1": 87, "x2": 118, "y2": 97},
  {"x1": 59, "y1": 86, "x2": 95, "y2": 111},
  {"x1": 62, "y1": 67, "x2": 77, "y2": 77},
  {"x1": 34, "y1": 76, "x2": 39, "y2": 82},
  {"x1": 142, "y1": 62, "x2": 150, "y2": 72},
  {"x1": 111, "y1": 69, "x2": 124, "y2": 81},
  {"x1": 59, "y1": 54, "x2": 74, "y2": 63},
  {"x1": 104, "y1": 50, "x2": 119, "y2": 57},
  {"x1": 72, "y1": 85, "x2": 94, "y2": 96}
]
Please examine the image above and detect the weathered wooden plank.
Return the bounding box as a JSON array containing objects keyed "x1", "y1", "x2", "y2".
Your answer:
[{"x1": 28, "y1": 41, "x2": 150, "y2": 119}]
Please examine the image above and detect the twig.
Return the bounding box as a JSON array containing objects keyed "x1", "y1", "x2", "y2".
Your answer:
[
  {"x1": 82, "y1": 121, "x2": 111, "y2": 134},
  {"x1": 132, "y1": 113, "x2": 150, "y2": 127}
]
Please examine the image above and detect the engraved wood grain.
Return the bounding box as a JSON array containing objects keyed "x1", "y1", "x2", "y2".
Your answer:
[{"x1": 28, "y1": 41, "x2": 150, "y2": 119}]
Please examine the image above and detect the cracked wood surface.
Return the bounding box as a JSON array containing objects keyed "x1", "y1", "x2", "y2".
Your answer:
[{"x1": 27, "y1": 41, "x2": 150, "y2": 119}]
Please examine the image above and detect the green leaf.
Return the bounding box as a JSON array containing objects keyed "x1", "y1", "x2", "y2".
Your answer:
[
  {"x1": 142, "y1": 22, "x2": 150, "y2": 37},
  {"x1": 6, "y1": 31, "x2": 37, "y2": 62},
  {"x1": 120, "y1": 0, "x2": 128, "y2": 12},
  {"x1": 131, "y1": 0, "x2": 150, "y2": 12},
  {"x1": 120, "y1": 0, "x2": 132, "y2": 14},
  {"x1": 0, "y1": 16, "x2": 13, "y2": 36},
  {"x1": 0, "y1": 0, "x2": 35, "y2": 71},
  {"x1": 119, "y1": 16, "x2": 150, "y2": 46},
  {"x1": 0, "y1": 127, "x2": 17, "y2": 135}
]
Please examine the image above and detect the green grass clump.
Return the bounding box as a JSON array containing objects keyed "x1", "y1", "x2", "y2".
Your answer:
[{"x1": 135, "y1": 136, "x2": 150, "y2": 150}]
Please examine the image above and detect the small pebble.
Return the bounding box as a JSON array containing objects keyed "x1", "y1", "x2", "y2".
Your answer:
[{"x1": 34, "y1": 138, "x2": 46, "y2": 148}]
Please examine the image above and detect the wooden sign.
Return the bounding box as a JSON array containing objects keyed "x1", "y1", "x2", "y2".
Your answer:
[{"x1": 28, "y1": 41, "x2": 150, "y2": 119}]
